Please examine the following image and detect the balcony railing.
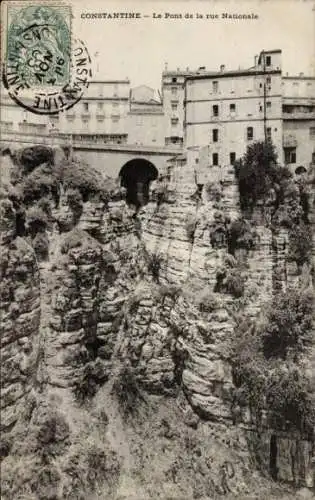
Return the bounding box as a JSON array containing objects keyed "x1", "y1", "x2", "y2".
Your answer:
[{"x1": 283, "y1": 111, "x2": 315, "y2": 120}]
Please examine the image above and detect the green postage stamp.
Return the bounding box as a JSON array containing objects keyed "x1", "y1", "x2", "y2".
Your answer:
[
  {"x1": 3, "y1": 2, "x2": 92, "y2": 115},
  {"x1": 6, "y1": 3, "x2": 72, "y2": 86}
]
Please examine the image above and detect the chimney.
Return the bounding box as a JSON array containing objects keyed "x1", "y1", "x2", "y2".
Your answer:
[
  {"x1": 220, "y1": 64, "x2": 225, "y2": 72},
  {"x1": 254, "y1": 55, "x2": 258, "y2": 66}
]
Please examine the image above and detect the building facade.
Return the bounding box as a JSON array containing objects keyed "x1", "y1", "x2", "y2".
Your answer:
[
  {"x1": 184, "y1": 50, "x2": 315, "y2": 172},
  {"x1": 1, "y1": 49, "x2": 314, "y2": 172}
]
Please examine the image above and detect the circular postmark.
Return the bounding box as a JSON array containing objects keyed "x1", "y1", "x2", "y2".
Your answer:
[{"x1": 3, "y1": 5, "x2": 92, "y2": 114}]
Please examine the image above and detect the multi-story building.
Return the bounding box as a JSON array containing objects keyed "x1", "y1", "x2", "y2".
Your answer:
[
  {"x1": 184, "y1": 49, "x2": 315, "y2": 172},
  {"x1": 1, "y1": 49, "x2": 314, "y2": 172},
  {"x1": 127, "y1": 85, "x2": 165, "y2": 146},
  {"x1": 282, "y1": 75, "x2": 315, "y2": 168},
  {"x1": 57, "y1": 79, "x2": 131, "y2": 144},
  {"x1": 161, "y1": 66, "x2": 193, "y2": 147}
]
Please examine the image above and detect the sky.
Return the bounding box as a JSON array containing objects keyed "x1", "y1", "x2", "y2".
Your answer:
[{"x1": 71, "y1": 0, "x2": 315, "y2": 89}]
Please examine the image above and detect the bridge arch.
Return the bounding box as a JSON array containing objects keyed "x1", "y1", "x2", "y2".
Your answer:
[{"x1": 119, "y1": 158, "x2": 158, "y2": 207}]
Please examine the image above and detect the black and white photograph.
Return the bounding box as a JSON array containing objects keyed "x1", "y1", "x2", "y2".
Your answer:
[{"x1": 1, "y1": 0, "x2": 315, "y2": 498}]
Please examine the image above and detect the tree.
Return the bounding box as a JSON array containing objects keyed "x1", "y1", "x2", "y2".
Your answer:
[{"x1": 234, "y1": 141, "x2": 291, "y2": 212}]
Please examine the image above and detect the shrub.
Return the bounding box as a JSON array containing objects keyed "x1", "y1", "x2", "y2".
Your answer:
[
  {"x1": 56, "y1": 161, "x2": 114, "y2": 202},
  {"x1": 18, "y1": 145, "x2": 54, "y2": 172},
  {"x1": 156, "y1": 284, "x2": 181, "y2": 301},
  {"x1": 205, "y1": 181, "x2": 222, "y2": 202},
  {"x1": 73, "y1": 359, "x2": 109, "y2": 404},
  {"x1": 232, "y1": 288, "x2": 315, "y2": 434},
  {"x1": 61, "y1": 442, "x2": 120, "y2": 499},
  {"x1": 214, "y1": 266, "x2": 245, "y2": 298},
  {"x1": 209, "y1": 212, "x2": 230, "y2": 249},
  {"x1": 227, "y1": 218, "x2": 257, "y2": 255},
  {"x1": 261, "y1": 288, "x2": 314, "y2": 360},
  {"x1": 196, "y1": 287, "x2": 220, "y2": 313},
  {"x1": 33, "y1": 232, "x2": 49, "y2": 261},
  {"x1": 147, "y1": 251, "x2": 163, "y2": 282},
  {"x1": 20, "y1": 168, "x2": 58, "y2": 205},
  {"x1": 25, "y1": 206, "x2": 48, "y2": 235},
  {"x1": 111, "y1": 363, "x2": 143, "y2": 417},
  {"x1": 288, "y1": 222, "x2": 313, "y2": 268},
  {"x1": 231, "y1": 319, "x2": 267, "y2": 425},
  {"x1": 60, "y1": 229, "x2": 100, "y2": 255},
  {"x1": 266, "y1": 365, "x2": 315, "y2": 437},
  {"x1": 66, "y1": 188, "x2": 83, "y2": 219}
]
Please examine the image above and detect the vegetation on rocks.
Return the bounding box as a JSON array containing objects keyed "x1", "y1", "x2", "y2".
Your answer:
[
  {"x1": 231, "y1": 286, "x2": 315, "y2": 435},
  {"x1": 111, "y1": 363, "x2": 144, "y2": 417},
  {"x1": 234, "y1": 141, "x2": 291, "y2": 212}
]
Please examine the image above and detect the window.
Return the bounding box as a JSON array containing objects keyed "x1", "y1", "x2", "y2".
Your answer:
[
  {"x1": 83, "y1": 102, "x2": 89, "y2": 111},
  {"x1": 212, "y1": 81, "x2": 218, "y2": 93},
  {"x1": 97, "y1": 102, "x2": 103, "y2": 110},
  {"x1": 212, "y1": 153, "x2": 219, "y2": 166},
  {"x1": 212, "y1": 129, "x2": 219, "y2": 142},
  {"x1": 171, "y1": 103, "x2": 178, "y2": 111},
  {"x1": 112, "y1": 101, "x2": 119, "y2": 108},
  {"x1": 230, "y1": 103, "x2": 236, "y2": 113},
  {"x1": 266, "y1": 76, "x2": 271, "y2": 85},
  {"x1": 266, "y1": 127, "x2": 272, "y2": 141},
  {"x1": 312, "y1": 152, "x2": 315, "y2": 163},
  {"x1": 212, "y1": 104, "x2": 219, "y2": 117},
  {"x1": 111, "y1": 115, "x2": 120, "y2": 123},
  {"x1": 230, "y1": 152, "x2": 236, "y2": 165},
  {"x1": 171, "y1": 87, "x2": 177, "y2": 95},
  {"x1": 172, "y1": 77, "x2": 177, "y2": 83},
  {"x1": 259, "y1": 104, "x2": 263, "y2": 112},
  {"x1": 310, "y1": 127, "x2": 315, "y2": 137},
  {"x1": 247, "y1": 127, "x2": 254, "y2": 140},
  {"x1": 284, "y1": 147, "x2": 296, "y2": 164},
  {"x1": 266, "y1": 55, "x2": 271, "y2": 66},
  {"x1": 266, "y1": 101, "x2": 271, "y2": 109},
  {"x1": 171, "y1": 117, "x2": 179, "y2": 126}
]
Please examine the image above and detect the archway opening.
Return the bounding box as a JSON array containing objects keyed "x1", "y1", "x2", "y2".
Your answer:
[{"x1": 119, "y1": 159, "x2": 158, "y2": 208}]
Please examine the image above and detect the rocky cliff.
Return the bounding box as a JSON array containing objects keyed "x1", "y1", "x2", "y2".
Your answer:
[{"x1": 0, "y1": 145, "x2": 314, "y2": 500}]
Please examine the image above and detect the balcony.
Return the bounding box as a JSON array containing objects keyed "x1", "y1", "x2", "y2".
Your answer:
[
  {"x1": 96, "y1": 113, "x2": 105, "y2": 121},
  {"x1": 81, "y1": 112, "x2": 91, "y2": 120},
  {"x1": 283, "y1": 111, "x2": 315, "y2": 120},
  {"x1": 66, "y1": 112, "x2": 75, "y2": 120}
]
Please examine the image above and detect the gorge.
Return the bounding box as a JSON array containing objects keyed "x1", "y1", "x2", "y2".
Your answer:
[{"x1": 0, "y1": 143, "x2": 314, "y2": 499}]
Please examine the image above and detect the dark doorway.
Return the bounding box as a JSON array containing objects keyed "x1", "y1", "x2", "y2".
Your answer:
[
  {"x1": 270, "y1": 434, "x2": 278, "y2": 480},
  {"x1": 119, "y1": 159, "x2": 158, "y2": 208}
]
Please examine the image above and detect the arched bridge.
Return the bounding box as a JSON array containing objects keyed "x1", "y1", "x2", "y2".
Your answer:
[{"x1": 1, "y1": 131, "x2": 180, "y2": 206}]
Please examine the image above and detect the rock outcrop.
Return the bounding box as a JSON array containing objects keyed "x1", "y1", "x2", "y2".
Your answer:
[{"x1": 0, "y1": 145, "x2": 314, "y2": 499}]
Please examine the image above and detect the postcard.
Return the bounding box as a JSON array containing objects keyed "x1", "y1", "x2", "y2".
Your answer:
[{"x1": 1, "y1": 1, "x2": 315, "y2": 499}]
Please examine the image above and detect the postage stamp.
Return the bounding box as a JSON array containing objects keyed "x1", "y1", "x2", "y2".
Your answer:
[
  {"x1": 2, "y1": 2, "x2": 92, "y2": 115},
  {"x1": 6, "y1": 4, "x2": 71, "y2": 87}
]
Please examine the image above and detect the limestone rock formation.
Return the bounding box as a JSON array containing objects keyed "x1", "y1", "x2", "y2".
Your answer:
[{"x1": 0, "y1": 145, "x2": 314, "y2": 499}]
